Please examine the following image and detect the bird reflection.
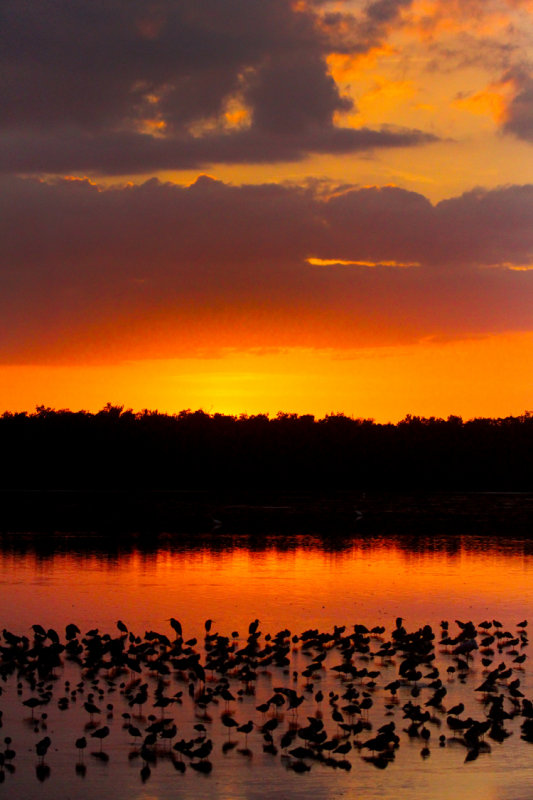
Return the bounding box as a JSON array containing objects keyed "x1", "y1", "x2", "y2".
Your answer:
[{"x1": 0, "y1": 615, "x2": 527, "y2": 787}]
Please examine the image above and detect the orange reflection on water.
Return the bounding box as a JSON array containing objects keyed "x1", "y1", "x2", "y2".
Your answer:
[{"x1": 1, "y1": 535, "x2": 532, "y2": 637}]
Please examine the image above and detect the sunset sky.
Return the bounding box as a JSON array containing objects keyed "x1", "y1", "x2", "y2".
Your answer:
[{"x1": 1, "y1": 0, "x2": 533, "y2": 420}]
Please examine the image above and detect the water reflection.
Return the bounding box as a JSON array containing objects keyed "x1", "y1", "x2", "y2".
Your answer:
[
  {"x1": 3, "y1": 530, "x2": 533, "y2": 559},
  {"x1": 0, "y1": 532, "x2": 532, "y2": 638},
  {"x1": 0, "y1": 532, "x2": 533, "y2": 799}
]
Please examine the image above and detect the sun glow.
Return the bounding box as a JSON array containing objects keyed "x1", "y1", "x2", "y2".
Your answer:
[
  {"x1": 1, "y1": 332, "x2": 532, "y2": 422},
  {"x1": 307, "y1": 258, "x2": 420, "y2": 268}
]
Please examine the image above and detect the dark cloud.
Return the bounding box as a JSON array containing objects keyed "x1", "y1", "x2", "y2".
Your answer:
[
  {"x1": 0, "y1": 124, "x2": 436, "y2": 175},
  {"x1": 0, "y1": 0, "x2": 302, "y2": 130},
  {"x1": 0, "y1": 176, "x2": 532, "y2": 362},
  {"x1": 326, "y1": 183, "x2": 533, "y2": 267},
  {"x1": 0, "y1": 0, "x2": 436, "y2": 175},
  {"x1": 502, "y1": 67, "x2": 533, "y2": 142},
  {"x1": 365, "y1": 0, "x2": 411, "y2": 24},
  {"x1": 244, "y1": 51, "x2": 353, "y2": 135},
  {"x1": 320, "y1": 0, "x2": 414, "y2": 54}
]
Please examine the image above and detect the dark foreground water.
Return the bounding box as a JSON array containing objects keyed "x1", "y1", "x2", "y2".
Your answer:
[{"x1": 0, "y1": 530, "x2": 532, "y2": 799}]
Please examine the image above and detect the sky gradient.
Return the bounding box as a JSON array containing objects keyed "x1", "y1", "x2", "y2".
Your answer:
[{"x1": 2, "y1": 0, "x2": 532, "y2": 420}]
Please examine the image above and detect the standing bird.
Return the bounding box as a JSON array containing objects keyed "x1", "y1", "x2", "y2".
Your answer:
[
  {"x1": 75, "y1": 736, "x2": 87, "y2": 761},
  {"x1": 36, "y1": 737, "x2": 51, "y2": 763},
  {"x1": 190, "y1": 738, "x2": 213, "y2": 760},
  {"x1": 22, "y1": 698, "x2": 41, "y2": 720},
  {"x1": 160, "y1": 724, "x2": 177, "y2": 748},
  {"x1": 237, "y1": 720, "x2": 253, "y2": 747},
  {"x1": 83, "y1": 701, "x2": 101, "y2": 724},
  {"x1": 334, "y1": 740, "x2": 352, "y2": 756},
  {"x1": 221, "y1": 715, "x2": 238, "y2": 739},
  {"x1": 447, "y1": 702, "x2": 465, "y2": 717},
  {"x1": 127, "y1": 724, "x2": 143, "y2": 746},
  {"x1": 65, "y1": 623, "x2": 81, "y2": 641},
  {"x1": 91, "y1": 726, "x2": 110, "y2": 752}
]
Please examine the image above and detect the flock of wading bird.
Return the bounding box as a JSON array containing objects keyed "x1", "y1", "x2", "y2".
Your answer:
[{"x1": 0, "y1": 615, "x2": 531, "y2": 783}]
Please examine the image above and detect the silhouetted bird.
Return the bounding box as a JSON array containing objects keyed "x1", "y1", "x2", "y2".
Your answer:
[{"x1": 91, "y1": 726, "x2": 109, "y2": 751}]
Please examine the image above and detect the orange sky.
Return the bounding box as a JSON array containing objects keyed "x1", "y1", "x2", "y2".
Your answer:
[
  {"x1": 2, "y1": 333, "x2": 532, "y2": 422},
  {"x1": 1, "y1": 0, "x2": 532, "y2": 419}
]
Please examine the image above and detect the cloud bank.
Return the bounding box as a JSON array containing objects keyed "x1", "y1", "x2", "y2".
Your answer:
[
  {"x1": 0, "y1": 0, "x2": 437, "y2": 175},
  {"x1": 1, "y1": 176, "x2": 532, "y2": 362}
]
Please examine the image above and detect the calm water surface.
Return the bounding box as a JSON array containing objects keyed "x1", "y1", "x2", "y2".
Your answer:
[{"x1": 0, "y1": 531, "x2": 532, "y2": 800}]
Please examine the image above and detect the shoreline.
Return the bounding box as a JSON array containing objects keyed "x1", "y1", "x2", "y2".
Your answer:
[{"x1": 1, "y1": 489, "x2": 532, "y2": 536}]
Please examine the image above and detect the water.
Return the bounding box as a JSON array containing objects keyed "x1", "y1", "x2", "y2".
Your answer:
[{"x1": 0, "y1": 531, "x2": 532, "y2": 799}]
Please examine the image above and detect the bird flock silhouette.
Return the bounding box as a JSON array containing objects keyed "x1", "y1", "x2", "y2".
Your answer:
[{"x1": 0, "y1": 615, "x2": 530, "y2": 784}]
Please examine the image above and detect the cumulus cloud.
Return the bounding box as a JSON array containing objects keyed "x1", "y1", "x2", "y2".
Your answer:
[
  {"x1": 0, "y1": 0, "x2": 437, "y2": 175},
  {"x1": 0, "y1": 176, "x2": 532, "y2": 362}
]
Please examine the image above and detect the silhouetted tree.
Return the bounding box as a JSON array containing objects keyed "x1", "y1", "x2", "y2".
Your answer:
[{"x1": 0, "y1": 405, "x2": 531, "y2": 492}]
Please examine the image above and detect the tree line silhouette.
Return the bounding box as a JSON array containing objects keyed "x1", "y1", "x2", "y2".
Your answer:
[{"x1": 1, "y1": 404, "x2": 532, "y2": 492}]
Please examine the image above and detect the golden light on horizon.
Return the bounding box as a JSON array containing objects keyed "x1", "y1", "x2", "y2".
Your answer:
[{"x1": 1, "y1": 332, "x2": 531, "y2": 422}]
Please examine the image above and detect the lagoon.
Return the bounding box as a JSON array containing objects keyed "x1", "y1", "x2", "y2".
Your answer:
[{"x1": 0, "y1": 527, "x2": 532, "y2": 799}]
